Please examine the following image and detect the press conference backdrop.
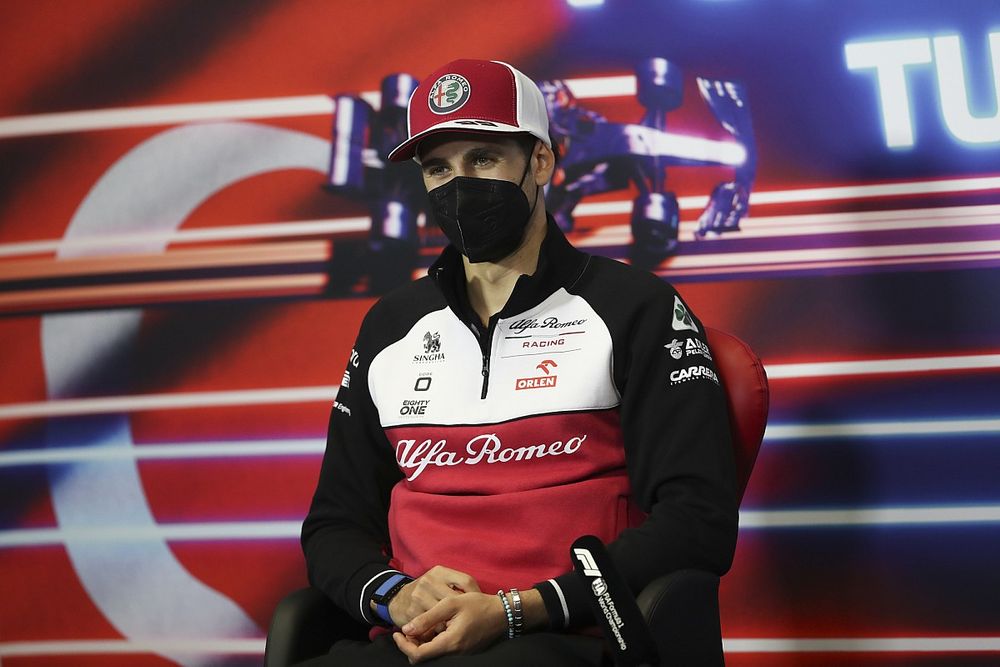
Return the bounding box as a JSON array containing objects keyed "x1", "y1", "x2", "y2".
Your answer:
[{"x1": 2, "y1": 1, "x2": 999, "y2": 665}]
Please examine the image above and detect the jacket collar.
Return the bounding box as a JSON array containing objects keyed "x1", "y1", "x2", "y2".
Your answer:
[{"x1": 429, "y1": 214, "x2": 589, "y2": 325}]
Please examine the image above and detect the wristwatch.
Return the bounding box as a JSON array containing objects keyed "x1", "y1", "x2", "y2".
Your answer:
[{"x1": 371, "y1": 573, "x2": 413, "y2": 625}]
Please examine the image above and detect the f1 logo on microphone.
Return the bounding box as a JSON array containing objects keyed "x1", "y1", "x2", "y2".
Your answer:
[{"x1": 573, "y1": 548, "x2": 602, "y2": 577}]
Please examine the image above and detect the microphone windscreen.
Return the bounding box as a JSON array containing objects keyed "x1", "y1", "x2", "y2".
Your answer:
[{"x1": 570, "y1": 535, "x2": 660, "y2": 667}]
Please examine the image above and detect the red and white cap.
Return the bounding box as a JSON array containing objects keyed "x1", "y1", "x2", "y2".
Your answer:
[{"x1": 387, "y1": 59, "x2": 551, "y2": 163}]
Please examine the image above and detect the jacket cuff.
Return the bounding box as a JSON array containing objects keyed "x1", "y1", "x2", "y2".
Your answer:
[
  {"x1": 354, "y1": 567, "x2": 406, "y2": 626},
  {"x1": 534, "y1": 573, "x2": 593, "y2": 629}
]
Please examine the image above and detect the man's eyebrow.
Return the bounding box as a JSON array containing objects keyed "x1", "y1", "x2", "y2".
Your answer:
[
  {"x1": 420, "y1": 143, "x2": 507, "y2": 168},
  {"x1": 419, "y1": 155, "x2": 449, "y2": 169},
  {"x1": 465, "y1": 145, "x2": 503, "y2": 158}
]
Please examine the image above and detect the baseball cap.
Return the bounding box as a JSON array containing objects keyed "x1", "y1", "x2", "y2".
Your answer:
[{"x1": 387, "y1": 58, "x2": 551, "y2": 162}]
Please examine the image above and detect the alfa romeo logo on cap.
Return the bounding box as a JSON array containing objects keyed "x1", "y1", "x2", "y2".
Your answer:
[{"x1": 428, "y1": 74, "x2": 471, "y2": 115}]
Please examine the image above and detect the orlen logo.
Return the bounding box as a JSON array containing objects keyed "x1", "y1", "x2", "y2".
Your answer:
[{"x1": 516, "y1": 359, "x2": 558, "y2": 390}]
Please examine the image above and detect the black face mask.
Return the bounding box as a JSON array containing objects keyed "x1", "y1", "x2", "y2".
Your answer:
[{"x1": 426, "y1": 155, "x2": 539, "y2": 264}]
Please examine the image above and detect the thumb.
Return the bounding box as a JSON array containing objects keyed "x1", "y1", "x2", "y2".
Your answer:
[{"x1": 402, "y1": 598, "x2": 455, "y2": 637}]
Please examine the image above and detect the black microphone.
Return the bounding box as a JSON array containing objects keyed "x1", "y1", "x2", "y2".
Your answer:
[{"x1": 570, "y1": 535, "x2": 660, "y2": 666}]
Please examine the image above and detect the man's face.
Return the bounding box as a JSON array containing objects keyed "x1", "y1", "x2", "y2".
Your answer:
[{"x1": 417, "y1": 133, "x2": 532, "y2": 194}]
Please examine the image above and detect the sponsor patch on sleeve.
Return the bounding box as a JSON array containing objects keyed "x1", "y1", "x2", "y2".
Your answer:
[
  {"x1": 671, "y1": 295, "x2": 699, "y2": 333},
  {"x1": 669, "y1": 364, "x2": 720, "y2": 386}
]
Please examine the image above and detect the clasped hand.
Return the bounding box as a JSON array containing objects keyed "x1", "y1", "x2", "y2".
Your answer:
[{"x1": 387, "y1": 566, "x2": 507, "y2": 664}]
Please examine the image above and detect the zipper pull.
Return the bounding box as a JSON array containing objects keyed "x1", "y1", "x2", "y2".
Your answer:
[{"x1": 480, "y1": 353, "x2": 490, "y2": 399}]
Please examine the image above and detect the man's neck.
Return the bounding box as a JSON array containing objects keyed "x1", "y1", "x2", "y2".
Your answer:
[{"x1": 463, "y1": 212, "x2": 548, "y2": 327}]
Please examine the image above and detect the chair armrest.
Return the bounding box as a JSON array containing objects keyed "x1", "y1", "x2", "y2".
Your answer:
[
  {"x1": 636, "y1": 569, "x2": 725, "y2": 666},
  {"x1": 264, "y1": 587, "x2": 370, "y2": 667}
]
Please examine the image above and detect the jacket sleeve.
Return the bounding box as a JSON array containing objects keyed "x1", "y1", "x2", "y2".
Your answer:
[
  {"x1": 535, "y1": 286, "x2": 739, "y2": 628},
  {"x1": 300, "y1": 309, "x2": 405, "y2": 626}
]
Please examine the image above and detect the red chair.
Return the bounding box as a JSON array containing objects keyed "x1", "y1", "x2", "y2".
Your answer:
[
  {"x1": 265, "y1": 328, "x2": 768, "y2": 666},
  {"x1": 632, "y1": 328, "x2": 768, "y2": 665},
  {"x1": 706, "y1": 327, "x2": 769, "y2": 502}
]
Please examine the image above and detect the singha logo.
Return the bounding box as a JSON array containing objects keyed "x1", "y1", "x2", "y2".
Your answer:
[
  {"x1": 423, "y1": 331, "x2": 441, "y2": 353},
  {"x1": 413, "y1": 331, "x2": 445, "y2": 364}
]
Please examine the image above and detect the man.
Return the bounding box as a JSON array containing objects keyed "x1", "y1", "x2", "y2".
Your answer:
[{"x1": 300, "y1": 59, "x2": 738, "y2": 666}]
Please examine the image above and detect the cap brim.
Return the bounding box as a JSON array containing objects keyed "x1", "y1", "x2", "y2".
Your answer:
[{"x1": 387, "y1": 120, "x2": 537, "y2": 163}]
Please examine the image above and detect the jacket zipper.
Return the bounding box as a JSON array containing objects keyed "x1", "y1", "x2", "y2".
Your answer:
[
  {"x1": 480, "y1": 351, "x2": 490, "y2": 399},
  {"x1": 441, "y1": 265, "x2": 499, "y2": 401},
  {"x1": 473, "y1": 317, "x2": 498, "y2": 400}
]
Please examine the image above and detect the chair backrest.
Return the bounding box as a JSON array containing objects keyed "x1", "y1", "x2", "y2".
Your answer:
[{"x1": 704, "y1": 328, "x2": 769, "y2": 503}]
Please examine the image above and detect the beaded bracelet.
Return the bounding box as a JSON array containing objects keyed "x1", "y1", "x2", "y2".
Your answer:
[
  {"x1": 509, "y1": 588, "x2": 524, "y2": 637},
  {"x1": 496, "y1": 590, "x2": 515, "y2": 639}
]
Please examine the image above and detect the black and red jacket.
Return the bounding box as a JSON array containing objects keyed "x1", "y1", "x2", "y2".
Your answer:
[{"x1": 301, "y1": 216, "x2": 738, "y2": 629}]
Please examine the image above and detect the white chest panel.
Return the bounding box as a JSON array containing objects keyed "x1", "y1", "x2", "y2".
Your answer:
[{"x1": 369, "y1": 288, "x2": 620, "y2": 427}]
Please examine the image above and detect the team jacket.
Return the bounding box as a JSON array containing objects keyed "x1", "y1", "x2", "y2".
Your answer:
[{"x1": 301, "y1": 216, "x2": 738, "y2": 630}]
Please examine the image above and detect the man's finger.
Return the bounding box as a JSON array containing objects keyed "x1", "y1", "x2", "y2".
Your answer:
[
  {"x1": 392, "y1": 632, "x2": 421, "y2": 664},
  {"x1": 402, "y1": 598, "x2": 455, "y2": 638},
  {"x1": 427, "y1": 566, "x2": 481, "y2": 594},
  {"x1": 395, "y1": 626, "x2": 457, "y2": 664}
]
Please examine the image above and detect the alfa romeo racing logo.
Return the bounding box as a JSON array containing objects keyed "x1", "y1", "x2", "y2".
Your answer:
[{"x1": 428, "y1": 74, "x2": 471, "y2": 114}]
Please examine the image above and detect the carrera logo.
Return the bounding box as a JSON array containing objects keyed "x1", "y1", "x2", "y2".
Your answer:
[{"x1": 670, "y1": 365, "x2": 720, "y2": 386}]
